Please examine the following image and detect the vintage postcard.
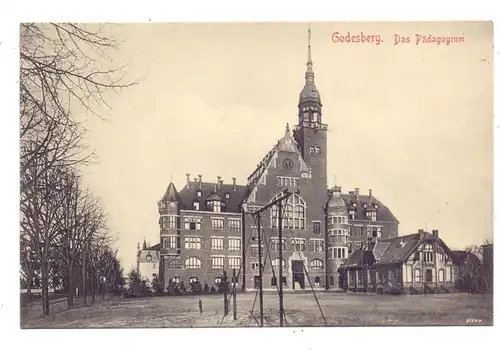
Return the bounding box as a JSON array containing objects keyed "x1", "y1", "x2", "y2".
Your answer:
[{"x1": 19, "y1": 21, "x2": 493, "y2": 328}]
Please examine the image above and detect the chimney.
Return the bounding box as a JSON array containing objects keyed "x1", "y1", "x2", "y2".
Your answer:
[
  {"x1": 186, "y1": 173, "x2": 190, "y2": 188},
  {"x1": 418, "y1": 229, "x2": 425, "y2": 239},
  {"x1": 198, "y1": 175, "x2": 202, "y2": 189},
  {"x1": 368, "y1": 189, "x2": 372, "y2": 204},
  {"x1": 355, "y1": 188, "x2": 359, "y2": 200},
  {"x1": 232, "y1": 177, "x2": 236, "y2": 191},
  {"x1": 432, "y1": 229, "x2": 439, "y2": 238},
  {"x1": 217, "y1": 176, "x2": 222, "y2": 190}
]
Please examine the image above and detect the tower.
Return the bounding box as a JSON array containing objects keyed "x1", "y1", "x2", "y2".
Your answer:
[
  {"x1": 326, "y1": 186, "x2": 349, "y2": 290},
  {"x1": 293, "y1": 25, "x2": 328, "y2": 197},
  {"x1": 158, "y1": 182, "x2": 182, "y2": 291}
]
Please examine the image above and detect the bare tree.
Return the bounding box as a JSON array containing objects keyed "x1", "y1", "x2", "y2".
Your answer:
[
  {"x1": 20, "y1": 23, "x2": 135, "y2": 201},
  {"x1": 20, "y1": 23, "x2": 135, "y2": 316}
]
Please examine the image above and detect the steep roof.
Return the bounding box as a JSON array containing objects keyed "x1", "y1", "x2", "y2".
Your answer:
[
  {"x1": 245, "y1": 125, "x2": 312, "y2": 204},
  {"x1": 161, "y1": 182, "x2": 183, "y2": 204},
  {"x1": 344, "y1": 231, "x2": 459, "y2": 268},
  {"x1": 178, "y1": 181, "x2": 248, "y2": 213},
  {"x1": 341, "y1": 193, "x2": 399, "y2": 223}
]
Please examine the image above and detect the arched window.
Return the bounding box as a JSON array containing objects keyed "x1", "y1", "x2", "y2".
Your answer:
[
  {"x1": 272, "y1": 258, "x2": 286, "y2": 269},
  {"x1": 185, "y1": 257, "x2": 202, "y2": 269},
  {"x1": 189, "y1": 277, "x2": 199, "y2": 284},
  {"x1": 329, "y1": 276, "x2": 334, "y2": 286},
  {"x1": 169, "y1": 259, "x2": 182, "y2": 269},
  {"x1": 270, "y1": 193, "x2": 307, "y2": 229},
  {"x1": 310, "y1": 259, "x2": 324, "y2": 270},
  {"x1": 414, "y1": 268, "x2": 421, "y2": 283},
  {"x1": 438, "y1": 269, "x2": 445, "y2": 282}
]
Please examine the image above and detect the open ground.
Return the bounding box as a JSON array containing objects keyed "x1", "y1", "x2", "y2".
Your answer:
[{"x1": 21, "y1": 292, "x2": 493, "y2": 328}]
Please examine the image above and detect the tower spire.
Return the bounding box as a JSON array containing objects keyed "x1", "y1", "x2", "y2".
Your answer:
[{"x1": 305, "y1": 23, "x2": 314, "y2": 84}]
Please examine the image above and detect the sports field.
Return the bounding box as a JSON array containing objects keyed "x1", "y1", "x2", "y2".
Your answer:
[{"x1": 21, "y1": 292, "x2": 493, "y2": 328}]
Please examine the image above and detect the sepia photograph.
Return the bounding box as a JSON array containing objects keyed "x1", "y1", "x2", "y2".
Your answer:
[{"x1": 18, "y1": 20, "x2": 493, "y2": 329}]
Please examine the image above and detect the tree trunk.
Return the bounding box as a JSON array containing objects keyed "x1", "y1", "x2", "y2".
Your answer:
[
  {"x1": 82, "y1": 254, "x2": 87, "y2": 306},
  {"x1": 91, "y1": 265, "x2": 96, "y2": 304},
  {"x1": 67, "y1": 264, "x2": 74, "y2": 309},
  {"x1": 26, "y1": 267, "x2": 33, "y2": 304},
  {"x1": 41, "y1": 260, "x2": 50, "y2": 316}
]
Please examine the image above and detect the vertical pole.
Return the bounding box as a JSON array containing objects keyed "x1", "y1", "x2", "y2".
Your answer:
[
  {"x1": 241, "y1": 208, "x2": 246, "y2": 292},
  {"x1": 233, "y1": 269, "x2": 237, "y2": 320},
  {"x1": 278, "y1": 200, "x2": 284, "y2": 327},
  {"x1": 223, "y1": 270, "x2": 228, "y2": 316},
  {"x1": 257, "y1": 214, "x2": 264, "y2": 327}
]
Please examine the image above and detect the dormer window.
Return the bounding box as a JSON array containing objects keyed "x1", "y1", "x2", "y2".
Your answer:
[
  {"x1": 207, "y1": 200, "x2": 221, "y2": 212},
  {"x1": 225, "y1": 192, "x2": 231, "y2": 200},
  {"x1": 196, "y1": 190, "x2": 202, "y2": 197},
  {"x1": 366, "y1": 210, "x2": 377, "y2": 221},
  {"x1": 193, "y1": 201, "x2": 200, "y2": 210}
]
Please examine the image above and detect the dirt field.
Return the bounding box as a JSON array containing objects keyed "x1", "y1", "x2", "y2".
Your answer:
[{"x1": 20, "y1": 292, "x2": 493, "y2": 328}]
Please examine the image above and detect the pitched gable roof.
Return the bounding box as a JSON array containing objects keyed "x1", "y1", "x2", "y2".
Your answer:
[
  {"x1": 245, "y1": 125, "x2": 311, "y2": 203},
  {"x1": 344, "y1": 231, "x2": 459, "y2": 268}
]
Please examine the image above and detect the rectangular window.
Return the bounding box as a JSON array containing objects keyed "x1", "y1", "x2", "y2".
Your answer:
[
  {"x1": 162, "y1": 236, "x2": 180, "y2": 249},
  {"x1": 405, "y1": 265, "x2": 413, "y2": 283},
  {"x1": 211, "y1": 218, "x2": 224, "y2": 231},
  {"x1": 308, "y1": 239, "x2": 324, "y2": 252},
  {"x1": 277, "y1": 176, "x2": 299, "y2": 187},
  {"x1": 213, "y1": 201, "x2": 221, "y2": 212},
  {"x1": 228, "y1": 219, "x2": 241, "y2": 232},
  {"x1": 349, "y1": 210, "x2": 356, "y2": 220},
  {"x1": 446, "y1": 266, "x2": 452, "y2": 282},
  {"x1": 331, "y1": 247, "x2": 346, "y2": 259},
  {"x1": 211, "y1": 237, "x2": 224, "y2": 250},
  {"x1": 367, "y1": 225, "x2": 382, "y2": 238},
  {"x1": 354, "y1": 225, "x2": 363, "y2": 236},
  {"x1": 251, "y1": 262, "x2": 260, "y2": 270},
  {"x1": 184, "y1": 217, "x2": 202, "y2": 230},
  {"x1": 313, "y1": 221, "x2": 321, "y2": 235},
  {"x1": 270, "y1": 238, "x2": 286, "y2": 251},
  {"x1": 290, "y1": 238, "x2": 306, "y2": 252},
  {"x1": 211, "y1": 257, "x2": 224, "y2": 269},
  {"x1": 228, "y1": 238, "x2": 241, "y2": 251},
  {"x1": 228, "y1": 257, "x2": 241, "y2": 270},
  {"x1": 184, "y1": 236, "x2": 202, "y2": 250},
  {"x1": 160, "y1": 216, "x2": 178, "y2": 229},
  {"x1": 193, "y1": 202, "x2": 200, "y2": 210}
]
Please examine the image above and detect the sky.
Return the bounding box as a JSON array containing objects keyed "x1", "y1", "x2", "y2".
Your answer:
[{"x1": 78, "y1": 22, "x2": 493, "y2": 271}]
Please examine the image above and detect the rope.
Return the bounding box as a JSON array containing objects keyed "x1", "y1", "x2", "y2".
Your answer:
[
  {"x1": 261, "y1": 225, "x2": 288, "y2": 324},
  {"x1": 286, "y1": 223, "x2": 328, "y2": 326},
  {"x1": 218, "y1": 218, "x2": 256, "y2": 327}
]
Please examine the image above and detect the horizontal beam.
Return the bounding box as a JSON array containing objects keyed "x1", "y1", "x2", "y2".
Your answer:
[{"x1": 251, "y1": 190, "x2": 294, "y2": 217}]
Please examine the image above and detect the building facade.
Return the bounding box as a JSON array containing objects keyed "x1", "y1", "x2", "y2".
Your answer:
[
  {"x1": 341, "y1": 230, "x2": 458, "y2": 294},
  {"x1": 137, "y1": 30, "x2": 399, "y2": 292}
]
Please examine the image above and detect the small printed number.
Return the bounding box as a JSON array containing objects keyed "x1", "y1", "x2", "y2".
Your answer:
[{"x1": 466, "y1": 318, "x2": 483, "y2": 324}]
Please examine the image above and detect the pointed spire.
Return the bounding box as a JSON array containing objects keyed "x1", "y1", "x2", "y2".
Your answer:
[
  {"x1": 285, "y1": 122, "x2": 290, "y2": 134},
  {"x1": 305, "y1": 22, "x2": 314, "y2": 84}
]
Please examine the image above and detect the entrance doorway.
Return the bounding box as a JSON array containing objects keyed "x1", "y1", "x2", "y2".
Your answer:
[
  {"x1": 292, "y1": 260, "x2": 305, "y2": 290},
  {"x1": 425, "y1": 269, "x2": 433, "y2": 283}
]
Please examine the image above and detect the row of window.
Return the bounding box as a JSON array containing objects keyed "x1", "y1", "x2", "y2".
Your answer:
[
  {"x1": 182, "y1": 256, "x2": 241, "y2": 270},
  {"x1": 171, "y1": 236, "x2": 241, "y2": 251},
  {"x1": 328, "y1": 216, "x2": 348, "y2": 224},
  {"x1": 350, "y1": 225, "x2": 383, "y2": 238},
  {"x1": 405, "y1": 265, "x2": 453, "y2": 283},
  {"x1": 250, "y1": 258, "x2": 325, "y2": 270},
  {"x1": 277, "y1": 176, "x2": 299, "y2": 187},
  {"x1": 170, "y1": 216, "x2": 241, "y2": 232}
]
